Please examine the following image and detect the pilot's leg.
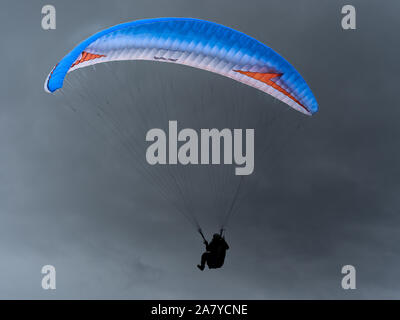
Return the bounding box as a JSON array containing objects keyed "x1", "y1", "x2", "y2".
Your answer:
[{"x1": 197, "y1": 252, "x2": 209, "y2": 271}]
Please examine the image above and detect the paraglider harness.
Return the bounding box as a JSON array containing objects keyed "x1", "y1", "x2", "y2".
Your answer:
[{"x1": 198, "y1": 228, "x2": 227, "y2": 269}]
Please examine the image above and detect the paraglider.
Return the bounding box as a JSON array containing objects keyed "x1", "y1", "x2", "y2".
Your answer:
[
  {"x1": 197, "y1": 229, "x2": 229, "y2": 271},
  {"x1": 44, "y1": 18, "x2": 318, "y2": 270},
  {"x1": 44, "y1": 17, "x2": 318, "y2": 115}
]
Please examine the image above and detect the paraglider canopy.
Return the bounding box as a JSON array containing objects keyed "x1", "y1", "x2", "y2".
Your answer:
[{"x1": 45, "y1": 17, "x2": 318, "y2": 115}]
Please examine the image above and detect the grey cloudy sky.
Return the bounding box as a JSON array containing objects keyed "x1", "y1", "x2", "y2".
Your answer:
[{"x1": 0, "y1": 0, "x2": 400, "y2": 299}]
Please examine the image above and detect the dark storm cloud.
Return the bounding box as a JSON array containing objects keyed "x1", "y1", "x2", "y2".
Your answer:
[{"x1": 0, "y1": 0, "x2": 399, "y2": 299}]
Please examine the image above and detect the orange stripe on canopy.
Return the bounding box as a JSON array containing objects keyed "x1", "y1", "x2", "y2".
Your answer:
[
  {"x1": 233, "y1": 70, "x2": 309, "y2": 113},
  {"x1": 71, "y1": 51, "x2": 106, "y2": 68}
]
